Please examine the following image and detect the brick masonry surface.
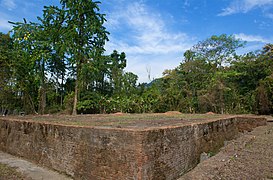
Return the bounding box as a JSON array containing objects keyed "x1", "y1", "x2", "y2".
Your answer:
[{"x1": 0, "y1": 116, "x2": 266, "y2": 180}]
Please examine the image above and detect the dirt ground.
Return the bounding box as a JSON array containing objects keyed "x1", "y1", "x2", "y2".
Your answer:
[
  {"x1": 180, "y1": 118, "x2": 273, "y2": 180},
  {"x1": 0, "y1": 151, "x2": 72, "y2": 180},
  {"x1": 0, "y1": 162, "x2": 30, "y2": 180}
]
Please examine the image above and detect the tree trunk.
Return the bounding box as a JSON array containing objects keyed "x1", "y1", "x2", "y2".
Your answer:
[
  {"x1": 38, "y1": 60, "x2": 46, "y2": 115},
  {"x1": 72, "y1": 78, "x2": 78, "y2": 115},
  {"x1": 72, "y1": 15, "x2": 84, "y2": 116},
  {"x1": 39, "y1": 86, "x2": 46, "y2": 115},
  {"x1": 27, "y1": 93, "x2": 38, "y2": 114},
  {"x1": 61, "y1": 73, "x2": 64, "y2": 107}
]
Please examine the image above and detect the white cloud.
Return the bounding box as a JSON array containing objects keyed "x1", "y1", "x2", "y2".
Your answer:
[
  {"x1": 235, "y1": 33, "x2": 270, "y2": 43},
  {"x1": 219, "y1": 0, "x2": 273, "y2": 16},
  {"x1": 265, "y1": 13, "x2": 273, "y2": 19},
  {"x1": 0, "y1": 12, "x2": 13, "y2": 31},
  {"x1": 0, "y1": 18, "x2": 12, "y2": 30},
  {"x1": 104, "y1": 1, "x2": 194, "y2": 82},
  {"x1": 235, "y1": 33, "x2": 272, "y2": 54},
  {"x1": 124, "y1": 53, "x2": 183, "y2": 83},
  {"x1": 1, "y1": 0, "x2": 16, "y2": 10}
]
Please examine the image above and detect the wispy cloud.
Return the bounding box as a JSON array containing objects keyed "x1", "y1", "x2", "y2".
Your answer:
[
  {"x1": 106, "y1": 1, "x2": 192, "y2": 53},
  {"x1": 1, "y1": 0, "x2": 16, "y2": 10},
  {"x1": 0, "y1": 18, "x2": 11, "y2": 30},
  {"x1": 265, "y1": 13, "x2": 273, "y2": 19},
  {"x1": 219, "y1": 0, "x2": 273, "y2": 16},
  {"x1": 0, "y1": 12, "x2": 13, "y2": 32},
  {"x1": 235, "y1": 33, "x2": 272, "y2": 54},
  {"x1": 235, "y1": 33, "x2": 270, "y2": 43},
  {"x1": 104, "y1": 1, "x2": 194, "y2": 82}
]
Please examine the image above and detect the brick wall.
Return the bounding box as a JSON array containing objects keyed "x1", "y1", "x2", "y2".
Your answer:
[{"x1": 0, "y1": 116, "x2": 266, "y2": 179}]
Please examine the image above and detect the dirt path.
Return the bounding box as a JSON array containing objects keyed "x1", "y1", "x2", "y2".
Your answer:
[
  {"x1": 0, "y1": 152, "x2": 72, "y2": 180},
  {"x1": 179, "y1": 120, "x2": 273, "y2": 180}
]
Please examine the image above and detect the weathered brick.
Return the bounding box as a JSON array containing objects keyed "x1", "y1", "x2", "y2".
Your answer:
[{"x1": 0, "y1": 116, "x2": 266, "y2": 179}]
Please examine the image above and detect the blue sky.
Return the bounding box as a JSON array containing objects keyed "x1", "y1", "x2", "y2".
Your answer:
[{"x1": 1, "y1": 0, "x2": 273, "y2": 82}]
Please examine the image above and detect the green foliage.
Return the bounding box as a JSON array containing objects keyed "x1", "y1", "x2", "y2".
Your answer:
[
  {"x1": 1, "y1": 10, "x2": 273, "y2": 119},
  {"x1": 63, "y1": 92, "x2": 74, "y2": 114},
  {"x1": 39, "y1": 0, "x2": 109, "y2": 115},
  {"x1": 109, "y1": 50, "x2": 127, "y2": 95},
  {"x1": 191, "y1": 34, "x2": 245, "y2": 67},
  {"x1": 142, "y1": 36, "x2": 272, "y2": 115},
  {"x1": 0, "y1": 33, "x2": 16, "y2": 113}
]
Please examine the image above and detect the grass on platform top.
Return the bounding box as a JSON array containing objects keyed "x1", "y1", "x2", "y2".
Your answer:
[{"x1": 1, "y1": 113, "x2": 237, "y2": 129}]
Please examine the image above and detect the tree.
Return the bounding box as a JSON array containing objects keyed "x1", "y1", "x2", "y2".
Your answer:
[
  {"x1": 0, "y1": 33, "x2": 15, "y2": 114},
  {"x1": 9, "y1": 19, "x2": 47, "y2": 114},
  {"x1": 254, "y1": 44, "x2": 273, "y2": 114},
  {"x1": 109, "y1": 50, "x2": 127, "y2": 96},
  {"x1": 122, "y1": 72, "x2": 138, "y2": 95},
  {"x1": 39, "y1": 6, "x2": 67, "y2": 108},
  {"x1": 0, "y1": 33, "x2": 13, "y2": 91},
  {"x1": 43, "y1": 0, "x2": 109, "y2": 115},
  {"x1": 191, "y1": 34, "x2": 245, "y2": 67},
  {"x1": 255, "y1": 82, "x2": 271, "y2": 114},
  {"x1": 263, "y1": 43, "x2": 273, "y2": 57},
  {"x1": 189, "y1": 34, "x2": 245, "y2": 113}
]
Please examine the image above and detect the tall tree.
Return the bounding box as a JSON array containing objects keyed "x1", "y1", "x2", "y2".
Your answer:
[
  {"x1": 62, "y1": 0, "x2": 108, "y2": 115},
  {"x1": 39, "y1": 5, "x2": 67, "y2": 108},
  {"x1": 191, "y1": 34, "x2": 245, "y2": 67},
  {"x1": 0, "y1": 33, "x2": 13, "y2": 91},
  {"x1": 42, "y1": 0, "x2": 109, "y2": 115},
  {"x1": 109, "y1": 50, "x2": 127, "y2": 96},
  {"x1": 10, "y1": 19, "x2": 48, "y2": 114},
  {"x1": 0, "y1": 33, "x2": 14, "y2": 114}
]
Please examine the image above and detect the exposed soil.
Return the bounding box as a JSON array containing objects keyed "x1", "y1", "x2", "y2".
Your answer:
[
  {"x1": 0, "y1": 151, "x2": 72, "y2": 180},
  {"x1": 164, "y1": 111, "x2": 182, "y2": 115},
  {"x1": 179, "y1": 118, "x2": 273, "y2": 180},
  {"x1": 0, "y1": 162, "x2": 31, "y2": 180}
]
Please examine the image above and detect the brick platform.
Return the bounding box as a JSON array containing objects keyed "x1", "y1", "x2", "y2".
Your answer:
[{"x1": 0, "y1": 115, "x2": 266, "y2": 179}]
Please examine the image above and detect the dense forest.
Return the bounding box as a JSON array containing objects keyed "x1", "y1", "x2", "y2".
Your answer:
[{"x1": 0, "y1": 0, "x2": 272, "y2": 115}]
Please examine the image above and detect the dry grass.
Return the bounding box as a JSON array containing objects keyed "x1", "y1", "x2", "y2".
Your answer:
[{"x1": 1, "y1": 113, "x2": 233, "y2": 129}]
